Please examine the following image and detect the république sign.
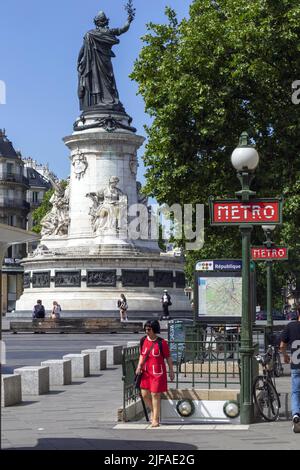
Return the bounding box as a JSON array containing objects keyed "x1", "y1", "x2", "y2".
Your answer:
[
  {"x1": 210, "y1": 198, "x2": 282, "y2": 225},
  {"x1": 251, "y1": 246, "x2": 288, "y2": 261}
]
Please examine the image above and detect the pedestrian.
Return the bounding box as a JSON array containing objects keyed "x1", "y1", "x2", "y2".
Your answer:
[
  {"x1": 32, "y1": 299, "x2": 45, "y2": 319},
  {"x1": 160, "y1": 289, "x2": 172, "y2": 320},
  {"x1": 280, "y1": 306, "x2": 300, "y2": 433},
  {"x1": 117, "y1": 293, "x2": 128, "y2": 322},
  {"x1": 135, "y1": 319, "x2": 174, "y2": 427},
  {"x1": 50, "y1": 301, "x2": 62, "y2": 319}
]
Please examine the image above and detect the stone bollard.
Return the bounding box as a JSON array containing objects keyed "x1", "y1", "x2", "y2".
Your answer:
[
  {"x1": 14, "y1": 366, "x2": 49, "y2": 395},
  {"x1": 62, "y1": 353, "x2": 89, "y2": 378},
  {"x1": 96, "y1": 345, "x2": 123, "y2": 365},
  {"x1": 41, "y1": 359, "x2": 72, "y2": 386},
  {"x1": 1, "y1": 374, "x2": 22, "y2": 406},
  {"x1": 81, "y1": 349, "x2": 106, "y2": 371}
]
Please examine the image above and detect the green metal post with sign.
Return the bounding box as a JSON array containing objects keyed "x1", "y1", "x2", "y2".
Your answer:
[
  {"x1": 209, "y1": 132, "x2": 283, "y2": 424},
  {"x1": 251, "y1": 244, "x2": 288, "y2": 343}
]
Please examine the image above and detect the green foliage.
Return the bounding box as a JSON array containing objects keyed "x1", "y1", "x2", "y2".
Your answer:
[
  {"x1": 31, "y1": 188, "x2": 54, "y2": 234},
  {"x1": 131, "y1": 0, "x2": 300, "y2": 308}
]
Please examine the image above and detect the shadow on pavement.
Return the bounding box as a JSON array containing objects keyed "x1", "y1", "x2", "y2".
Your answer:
[{"x1": 3, "y1": 437, "x2": 198, "y2": 451}]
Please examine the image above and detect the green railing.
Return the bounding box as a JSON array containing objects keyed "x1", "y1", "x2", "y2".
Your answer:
[
  {"x1": 121, "y1": 330, "x2": 262, "y2": 413},
  {"x1": 122, "y1": 345, "x2": 140, "y2": 421}
]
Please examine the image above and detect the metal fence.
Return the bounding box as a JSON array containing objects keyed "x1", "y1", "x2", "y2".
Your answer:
[{"x1": 121, "y1": 324, "x2": 281, "y2": 413}]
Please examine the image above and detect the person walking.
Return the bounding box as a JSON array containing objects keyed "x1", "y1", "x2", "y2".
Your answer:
[
  {"x1": 135, "y1": 320, "x2": 174, "y2": 427},
  {"x1": 50, "y1": 301, "x2": 62, "y2": 319},
  {"x1": 117, "y1": 293, "x2": 128, "y2": 322},
  {"x1": 160, "y1": 290, "x2": 172, "y2": 320},
  {"x1": 280, "y1": 307, "x2": 300, "y2": 433},
  {"x1": 32, "y1": 300, "x2": 45, "y2": 319}
]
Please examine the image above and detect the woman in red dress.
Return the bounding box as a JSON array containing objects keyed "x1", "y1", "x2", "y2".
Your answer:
[{"x1": 135, "y1": 320, "x2": 174, "y2": 427}]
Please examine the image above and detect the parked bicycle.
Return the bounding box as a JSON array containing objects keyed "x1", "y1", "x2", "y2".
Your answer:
[
  {"x1": 253, "y1": 345, "x2": 281, "y2": 421},
  {"x1": 266, "y1": 332, "x2": 284, "y2": 377},
  {"x1": 202, "y1": 325, "x2": 240, "y2": 361}
]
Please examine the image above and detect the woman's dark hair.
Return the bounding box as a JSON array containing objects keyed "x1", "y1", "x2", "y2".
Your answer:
[
  {"x1": 121, "y1": 294, "x2": 126, "y2": 301},
  {"x1": 144, "y1": 319, "x2": 160, "y2": 334}
]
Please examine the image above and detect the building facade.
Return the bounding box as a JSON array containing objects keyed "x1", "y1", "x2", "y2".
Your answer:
[{"x1": 0, "y1": 130, "x2": 54, "y2": 313}]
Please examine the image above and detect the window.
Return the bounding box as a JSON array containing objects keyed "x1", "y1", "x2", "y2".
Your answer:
[
  {"x1": 7, "y1": 163, "x2": 14, "y2": 176},
  {"x1": 32, "y1": 192, "x2": 38, "y2": 203}
]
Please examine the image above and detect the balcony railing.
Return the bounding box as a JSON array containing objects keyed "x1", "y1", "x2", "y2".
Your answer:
[
  {"x1": 0, "y1": 172, "x2": 29, "y2": 186},
  {"x1": 0, "y1": 199, "x2": 30, "y2": 210}
]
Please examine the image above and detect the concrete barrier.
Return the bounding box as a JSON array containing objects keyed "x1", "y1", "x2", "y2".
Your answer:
[
  {"x1": 63, "y1": 353, "x2": 89, "y2": 377},
  {"x1": 81, "y1": 349, "x2": 106, "y2": 371},
  {"x1": 41, "y1": 359, "x2": 72, "y2": 386},
  {"x1": 96, "y1": 345, "x2": 123, "y2": 365},
  {"x1": 14, "y1": 366, "x2": 49, "y2": 395},
  {"x1": 1, "y1": 374, "x2": 22, "y2": 406}
]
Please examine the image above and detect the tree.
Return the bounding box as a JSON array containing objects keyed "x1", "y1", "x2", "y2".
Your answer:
[
  {"x1": 131, "y1": 0, "x2": 300, "y2": 308},
  {"x1": 31, "y1": 188, "x2": 54, "y2": 234}
]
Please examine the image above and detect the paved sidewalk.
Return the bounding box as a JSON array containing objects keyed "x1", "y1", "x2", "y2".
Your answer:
[
  {"x1": 2, "y1": 365, "x2": 299, "y2": 450},
  {"x1": 1, "y1": 333, "x2": 299, "y2": 450}
]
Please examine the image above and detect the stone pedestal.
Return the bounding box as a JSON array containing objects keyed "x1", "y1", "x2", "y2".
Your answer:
[
  {"x1": 1, "y1": 374, "x2": 22, "y2": 406},
  {"x1": 96, "y1": 345, "x2": 123, "y2": 365},
  {"x1": 41, "y1": 359, "x2": 72, "y2": 385},
  {"x1": 14, "y1": 366, "x2": 49, "y2": 395},
  {"x1": 16, "y1": 115, "x2": 191, "y2": 316},
  {"x1": 63, "y1": 353, "x2": 89, "y2": 377}
]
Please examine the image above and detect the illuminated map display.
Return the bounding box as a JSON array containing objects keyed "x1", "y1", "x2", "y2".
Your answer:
[{"x1": 198, "y1": 276, "x2": 242, "y2": 317}]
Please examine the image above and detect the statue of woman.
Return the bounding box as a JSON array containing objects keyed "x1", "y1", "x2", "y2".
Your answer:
[
  {"x1": 87, "y1": 176, "x2": 127, "y2": 234},
  {"x1": 77, "y1": 7, "x2": 135, "y2": 110}
]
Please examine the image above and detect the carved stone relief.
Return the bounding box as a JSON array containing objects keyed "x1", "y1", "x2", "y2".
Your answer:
[
  {"x1": 71, "y1": 149, "x2": 88, "y2": 180},
  {"x1": 154, "y1": 270, "x2": 173, "y2": 288},
  {"x1": 122, "y1": 270, "x2": 149, "y2": 287},
  {"x1": 55, "y1": 271, "x2": 81, "y2": 287},
  {"x1": 86, "y1": 270, "x2": 116, "y2": 287},
  {"x1": 86, "y1": 176, "x2": 127, "y2": 235},
  {"x1": 41, "y1": 180, "x2": 70, "y2": 238},
  {"x1": 32, "y1": 271, "x2": 51, "y2": 288},
  {"x1": 23, "y1": 272, "x2": 31, "y2": 289},
  {"x1": 129, "y1": 155, "x2": 138, "y2": 175}
]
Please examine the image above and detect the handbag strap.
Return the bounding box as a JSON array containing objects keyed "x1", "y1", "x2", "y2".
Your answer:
[{"x1": 140, "y1": 338, "x2": 157, "y2": 369}]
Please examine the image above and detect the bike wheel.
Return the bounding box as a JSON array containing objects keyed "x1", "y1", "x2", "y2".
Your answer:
[
  {"x1": 210, "y1": 333, "x2": 235, "y2": 361},
  {"x1": 253, "y1": 376, "x2": 280, "y2": 422},
  {"x1": 273, "y1": 351, "x2": 284, "y2": 377}
]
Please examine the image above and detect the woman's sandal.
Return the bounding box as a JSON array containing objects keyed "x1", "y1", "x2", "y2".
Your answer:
[{"x1": 150, "y1": 421, "x2": 160, "y2": 428}]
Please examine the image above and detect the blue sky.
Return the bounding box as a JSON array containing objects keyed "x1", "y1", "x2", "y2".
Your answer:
[{"x1": 0, "y1": 0, "x2": 190, "y2": 182}]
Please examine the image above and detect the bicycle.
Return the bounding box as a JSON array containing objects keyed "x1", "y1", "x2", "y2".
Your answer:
[
  {"x1": 253, "y1": 345, "x2": 281, "y2": 421},
  {"x1": 266, "y1": 332, "x2": 284, "y2": 378},
  {"x1": 202, "y1": 325, "x2": 240, "y2": 361}
]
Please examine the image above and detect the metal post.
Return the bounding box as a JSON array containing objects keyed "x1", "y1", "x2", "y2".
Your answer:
[
  {"x1": 239, "y1": 225, "x2": 254, "y2": 424},
  {"x1": 266, "y1": 261, "x2": 273, "y2": 328}
]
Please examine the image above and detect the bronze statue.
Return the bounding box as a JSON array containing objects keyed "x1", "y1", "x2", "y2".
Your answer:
[{"x1": 77, "y1": 2, "x2": 135, "y2": 111}]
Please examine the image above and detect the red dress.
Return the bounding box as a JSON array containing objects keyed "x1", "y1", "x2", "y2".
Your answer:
[{"x1": 139, "y1": 337, "x2": 170, "y2": 393}]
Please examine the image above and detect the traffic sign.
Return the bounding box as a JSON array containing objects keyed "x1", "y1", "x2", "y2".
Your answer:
[
  {"x1": 251, "y1": 246, "x2": 288, "y2": 261},
  {"x1": 209, "y1": 197, "x2": 283, "y2": 226}
]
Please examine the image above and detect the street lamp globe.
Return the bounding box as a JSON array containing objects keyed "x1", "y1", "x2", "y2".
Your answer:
[
  {"x1": 262, "y1": 225, "x2": 276, "y2": 232},
  {"x1": 231, "y1": 132, "x2": 259, "y2": 171}
]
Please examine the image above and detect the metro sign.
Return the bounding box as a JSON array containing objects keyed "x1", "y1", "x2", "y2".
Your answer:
[
  {"x1": 251, "y1": 246, "x2": 288, "y2": 261},
  {"x1": 209, "y1": 198, "x2": 283, "y2": 225}
]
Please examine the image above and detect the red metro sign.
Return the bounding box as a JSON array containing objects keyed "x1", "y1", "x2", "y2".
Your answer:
[
  {"x1": 210, "y1": 198, "x2": 283, "y2": 225},
  {"x1": 251, "y1": 246, "x2": 288, "y2": 261}
]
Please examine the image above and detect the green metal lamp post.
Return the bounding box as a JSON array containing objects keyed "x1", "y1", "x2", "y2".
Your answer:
[
  {"x1": 262, "y1": 225, "x2": 276, "y2": 330},
  {"x1": 231, "y1": 132, "x2": 259, "y2": 424}
]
